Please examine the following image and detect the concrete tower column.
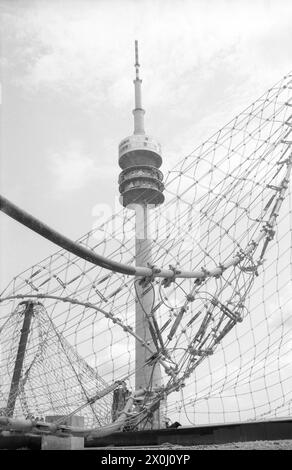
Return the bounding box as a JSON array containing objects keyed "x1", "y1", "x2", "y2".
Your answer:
[{"x1": 135, "y1": 205, "x2": 161, "y2": 428}]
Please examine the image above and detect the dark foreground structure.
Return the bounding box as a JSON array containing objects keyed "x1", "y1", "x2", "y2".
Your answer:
[{"x1": 1, "y1": 419, "x2": 291, "y2": 449}]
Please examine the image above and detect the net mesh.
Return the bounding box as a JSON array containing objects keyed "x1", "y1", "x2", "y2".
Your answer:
[{"x1": 0, "y1": 73, "x2": 292, "y2": 429}]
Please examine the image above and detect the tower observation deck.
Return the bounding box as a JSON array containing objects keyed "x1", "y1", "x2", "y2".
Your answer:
[{"x1": 118, "y1": 41, "x2": 164, "y2": 208}]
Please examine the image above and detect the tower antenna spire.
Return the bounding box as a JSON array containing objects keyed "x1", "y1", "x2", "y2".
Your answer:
[
  {"x1": 135, "y1": 39, "x2": 140, "y2": 79},
  {"x1": 133, "y1": 40, "x2": 145, "y2": 134}
]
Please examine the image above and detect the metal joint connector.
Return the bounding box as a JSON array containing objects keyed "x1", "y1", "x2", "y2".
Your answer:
[
  {"x1": 186, "y1": 294, "x2": 195, "y2": 302},
  {"x1": 162, "y1": 265, "x2": 181, "y2": 288},
  {"x1": 263, "y1": 223, "x2": 276, "y2": 241},
  {"x1": 201, "y1": 266, "x2": 211, "y2": 277},
  {"x1": 267, "y1": 184, "x2": 282, "y2": 191},
  {"x1": 139, "y1": 264, "x2": 161, "y2": 287}
]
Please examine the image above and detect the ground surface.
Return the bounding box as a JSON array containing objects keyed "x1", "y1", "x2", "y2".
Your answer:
[{"x1": 93, "y1": 439, "x2": 292, "y2": 450}]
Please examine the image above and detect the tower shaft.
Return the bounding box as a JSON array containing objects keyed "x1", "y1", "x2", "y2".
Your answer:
[{"x1": 135, "y1": 206, "x2": 161, "y2": 428}]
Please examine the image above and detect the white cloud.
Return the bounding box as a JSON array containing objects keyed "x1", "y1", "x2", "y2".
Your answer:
[
  {"x1": 48, "y1": 141, "x2": 115, "y2": 194},
  {"x1": 2, "y1": 0, "x2": 292, "y2": 114}
]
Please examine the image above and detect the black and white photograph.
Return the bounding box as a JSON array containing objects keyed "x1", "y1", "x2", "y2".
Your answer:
[{"x1": 0, "y1": 0, "x2": 291, "y2": 457}]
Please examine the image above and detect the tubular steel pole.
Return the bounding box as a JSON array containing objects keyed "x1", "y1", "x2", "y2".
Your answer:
[
  {"x1": 6, "y1": 301, "x2": 34, "y2": 417},
  {"x1": 0, "y1": 193, "x2": 274, "y2": 281}
]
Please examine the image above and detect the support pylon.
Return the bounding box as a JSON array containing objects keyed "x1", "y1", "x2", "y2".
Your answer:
[{"x1": 6, "y1": 301, "x2": 35, "y2": 417}]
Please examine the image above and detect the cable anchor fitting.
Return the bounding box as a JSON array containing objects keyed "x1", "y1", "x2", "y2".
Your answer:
[
  {"x1": 240, "y1": 264, "x2": 259, "y2": 276},
  {"x1": 200, "y1": 266, "x2": 211, "y2": 278},
  {"x1": 214, "y1": 262, "x2": 226, "y2": 278},
  {"x1": 161, "y1": 265, "x2": 181, "y2": 288},
  {"x1": 267, "y1": 184, "x2": 282, "y2": 191},
  {"x1": 186, "y1": 294, "x2": 195, "y2": 302},
  {"x1": 234, "y1": 250, "x2": 245, "y2": 265},
  {"x1": 138, "y1": 264, "x2": 161, "y2": 287},
  {"x1": 262, "y1": 223, "x2": 276, "y2": 241}
]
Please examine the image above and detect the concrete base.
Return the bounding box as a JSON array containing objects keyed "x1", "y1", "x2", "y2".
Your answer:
[{"x1": 41, "y1": 415, "x2": 84, "y2": 450}]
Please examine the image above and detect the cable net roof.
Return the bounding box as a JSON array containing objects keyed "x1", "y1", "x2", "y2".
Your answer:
[{"x1": 0, "y1": 73, "x2": 292, "y2": 428}]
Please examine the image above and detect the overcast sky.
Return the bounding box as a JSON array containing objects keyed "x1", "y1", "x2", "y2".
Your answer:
[{"x1": 1, "y1": 0, "x2": 292, "y2": 289}]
